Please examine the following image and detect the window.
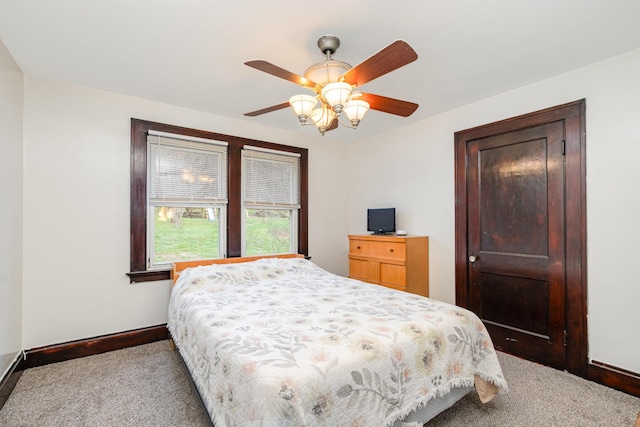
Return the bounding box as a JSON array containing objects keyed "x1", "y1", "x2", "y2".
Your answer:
[
  {"x1": 128, "y1": 119, "x2": 308, "y2": 283},
  {"x1": 147, "y1": 131, "x2": 228, "y2": 269},
  {"x1": 242, "y1": 146, "x2": 300, "y2": 256}
]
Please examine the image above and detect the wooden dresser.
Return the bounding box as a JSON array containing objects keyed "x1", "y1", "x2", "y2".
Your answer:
[{"x1": 348, "y1": 234, "x2": 429, "y2": 297}]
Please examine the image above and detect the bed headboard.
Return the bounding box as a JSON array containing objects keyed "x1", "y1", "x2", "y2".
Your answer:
[{"x1": 171, "y1": 253, "x2": 305, "y2": 283}]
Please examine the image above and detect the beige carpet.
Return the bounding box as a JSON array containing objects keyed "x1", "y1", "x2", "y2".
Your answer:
[
  {"x1": 0, "y1": 341, "x2": 210, "y2": 427},
  {"x1": 0, "y1": 340, "x2": 638, "y2": 426}
]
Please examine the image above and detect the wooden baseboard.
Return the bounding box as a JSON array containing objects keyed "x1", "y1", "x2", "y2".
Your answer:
[
  {"x1": 588, "y1": 360, "x2": 640, "y2": 398},
  {"x1": 22, "y1": 324, "x2": 168, "y2": 369},
  {"x1": 0, "y1": 352, "x2": 24, "y2": 411}
]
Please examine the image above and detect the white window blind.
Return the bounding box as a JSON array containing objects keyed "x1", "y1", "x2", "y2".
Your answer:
[
  {"x1": 242, "y1": 146, "x2": 300, "y2": 208},
  {"x1": 148, "y1": 132, "x2": 228, "y2": 203}
]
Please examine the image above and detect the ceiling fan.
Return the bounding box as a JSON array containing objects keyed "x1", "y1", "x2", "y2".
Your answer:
[{"x1": 244, "y1": 35, "x2": 419, "y2": 135}]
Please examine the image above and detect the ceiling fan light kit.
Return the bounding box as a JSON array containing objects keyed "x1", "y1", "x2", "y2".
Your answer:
[
  {"x1": 321, "y1": 82, "x2": 352, "y2": 114},
  {"x1": 245, "y1": 35, "x2": 419, "y2": 136},
  {"x1": 309, "y1": 105, "x2": 336, "y2": 135},
  {"x1": 343, "y1": 99, "x2": 370, "y2": 127},
  {"x1": 288, "y1": 94, "x2": 318, "y2": 124}
]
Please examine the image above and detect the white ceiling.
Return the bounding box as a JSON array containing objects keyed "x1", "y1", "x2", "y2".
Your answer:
[{"x1": 2, "y1": 0, "x2": 639, "y2": 142}]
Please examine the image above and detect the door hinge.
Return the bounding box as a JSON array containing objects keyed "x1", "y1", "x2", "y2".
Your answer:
[
  {"x1": 563, "y1": 329, "x2": 568, "y2": 346},
  {"x1": 561, "y1": 140, "x2": 566, "y2": 155}
]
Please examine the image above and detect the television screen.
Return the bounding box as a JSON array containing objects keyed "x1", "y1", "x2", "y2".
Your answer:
[{"x1": 367, "y1": 208, "x2": 396, "y2": 235}]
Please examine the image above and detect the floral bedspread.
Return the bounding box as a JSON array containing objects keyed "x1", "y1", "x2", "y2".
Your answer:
[{"x1": 168, "y1": 257, "x2": 507, "y2": 427}]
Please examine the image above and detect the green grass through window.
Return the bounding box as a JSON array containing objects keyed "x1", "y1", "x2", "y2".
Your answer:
[{"x1": 154, "y1": 209, "x2": 291, "y2": 263}]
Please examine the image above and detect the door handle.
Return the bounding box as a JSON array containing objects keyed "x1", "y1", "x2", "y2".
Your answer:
[{"x1": 468, "y1": 255, "x2": 478, "y2": 263}]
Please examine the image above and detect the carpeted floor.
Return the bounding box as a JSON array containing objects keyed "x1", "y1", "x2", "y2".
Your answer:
[
  {"x1": 0, "y1": 340, "x2": 638, "y2": 426},
  {"x1": 0, "y1": 341, "x2": 210, "y2": 427}
]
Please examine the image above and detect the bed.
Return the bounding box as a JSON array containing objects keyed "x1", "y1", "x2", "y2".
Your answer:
[{"x1": 168, "y1": 255, "x2": 507, "y2": 426}]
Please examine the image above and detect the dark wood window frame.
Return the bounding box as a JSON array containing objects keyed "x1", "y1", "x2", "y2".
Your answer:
[{"x1": 127, "y1": 118, "x2": 308, "y2": 283}]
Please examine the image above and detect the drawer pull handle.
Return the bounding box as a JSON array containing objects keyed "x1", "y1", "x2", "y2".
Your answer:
[
  {"x1": 389, "y1": 248, "x2": 394, "y2": 252},
  {"x1": 357, "y1": 246, "x2": 361, "y2": 249}
]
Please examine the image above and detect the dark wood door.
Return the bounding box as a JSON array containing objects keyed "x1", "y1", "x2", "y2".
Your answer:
[
  {"x1": 455, "y1": 100, "x2": 588, "y2": 375},
  {"x1": 466, "y1": 121, "x2": 566, "y2": 368}
]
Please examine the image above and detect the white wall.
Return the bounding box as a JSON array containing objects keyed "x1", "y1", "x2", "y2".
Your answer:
[
  {"x1": 0, "y1": 40, "x2": 23, "y2": 378},
  {"x1": 15, "y1": 47, "x2": 640, "y2": 376},
  {"x1": 347, "y1": 48, "x2": 640, "y2": 374},
  {"x1": 21, "y1": 77, "x2": 349, "y2": 349}
]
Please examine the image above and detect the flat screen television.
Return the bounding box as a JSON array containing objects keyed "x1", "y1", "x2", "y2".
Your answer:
[{"x1": 367, "y1": 208, "x2": 396, "y2": 235}]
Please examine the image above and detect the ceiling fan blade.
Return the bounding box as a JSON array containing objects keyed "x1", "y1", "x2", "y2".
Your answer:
[
  {"x1": 244, "y1": 101, "x2": 290, "y2": 117},
  {"x1": 340, "y1": 40, "x2": 418, "y2": 87},
  {"x1": 245, "y1": 60, "x2": 316, "y2": 89},
  {"x1": 358, "y1": 93, "x2": 419, "y2": 117}
]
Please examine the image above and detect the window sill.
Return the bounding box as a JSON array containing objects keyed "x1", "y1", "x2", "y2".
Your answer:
[{"x1": 126, "y1": 269, "x2": 170, "y2": 283}]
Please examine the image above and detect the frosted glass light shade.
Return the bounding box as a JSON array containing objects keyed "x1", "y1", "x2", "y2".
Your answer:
[
  {"x1": 289, "y1": 94, "x2": 318, "y2": 124},
  {"x1": 310, "y1": 106, "x2": 336, "y2": 135},
  {"x1": 321, "y1": 82, "x2": 352, "y2": 114},
  {"x1": 304, "y1": 60, "x2": 351, "y2": 86},
  {"x1": 343, "y1": 99, "x2": 370, "y2": 127}
]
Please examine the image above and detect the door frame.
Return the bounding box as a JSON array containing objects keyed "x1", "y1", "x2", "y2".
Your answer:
[{"x1": 454, "y1": 99, "x2": 587, "y2": 377}]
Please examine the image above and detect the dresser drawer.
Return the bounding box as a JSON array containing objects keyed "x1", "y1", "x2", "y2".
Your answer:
[
  {"x1": 349, "y1": 239, "x2": 406, "y2": 260},
  {"x1": 349, "y1": 258, "x2": 376, "y2": 282},
  {"x1": 380, "y1": 262, "x2": 406, "y2": 287}
]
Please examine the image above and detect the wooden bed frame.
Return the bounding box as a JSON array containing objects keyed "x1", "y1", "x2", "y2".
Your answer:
[{"x1": 171, "y1": 253, "x2": 305, "y2": 283}]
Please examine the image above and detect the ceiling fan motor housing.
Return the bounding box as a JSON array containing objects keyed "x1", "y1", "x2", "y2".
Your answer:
[
  {"x1": 317, "y1": 35, "x2": 340, "y2": 55},
  {"x1": 304, "y1": 36, "x2": 352, "y2": 87}
]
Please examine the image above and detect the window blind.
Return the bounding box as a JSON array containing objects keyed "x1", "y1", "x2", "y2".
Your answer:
[
  {"x1": 242, "y1": 146, "x2": 300, "y2": 208},
  {"x1": 148, "y1": 132, "x2": 228, "y2": 203}
]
